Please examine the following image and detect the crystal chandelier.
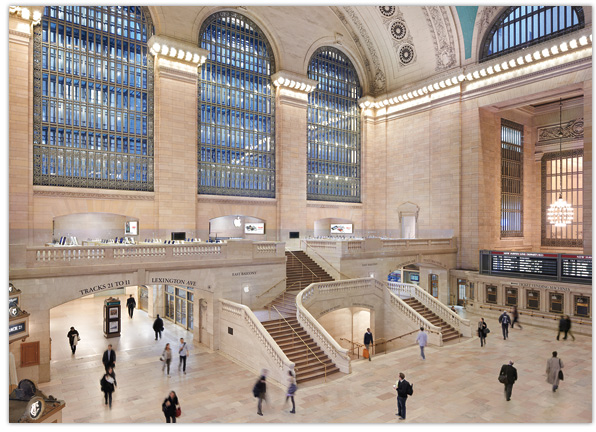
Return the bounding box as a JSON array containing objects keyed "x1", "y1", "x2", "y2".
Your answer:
[{"x1": 547, "y1": 99, "x2": 574, "y2": 227}]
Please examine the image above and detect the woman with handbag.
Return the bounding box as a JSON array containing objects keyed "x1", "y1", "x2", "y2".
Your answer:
[
  {"x1": 67, "y1": 326, "x2": 80, "y2": 355},
  {"x1": 546, "y1": 351, "x2": 564, "y2": 392},
  {"x1": 162, "y1": 390, "x2": 180, "y2": 423},
  {"x1": 161, "y1": 343, "x2": 172, "y2": 377},
  {"x1": 478, "y1": 318, "x2": 488, "y2": 347}
]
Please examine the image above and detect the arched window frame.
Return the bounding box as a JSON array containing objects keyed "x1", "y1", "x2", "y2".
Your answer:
[
  {"x1": 33, "y1": 6, "x2": 155, "y2": 191},
  {"x1": 197, "y1": 11, "x2": 276, "y2": 198},
  {"x1": 480, "y1": 6, "x2": 585, "y2": 62},
  {"x1": 307, "y1": 46, "x2": 362, "y2": 203}
]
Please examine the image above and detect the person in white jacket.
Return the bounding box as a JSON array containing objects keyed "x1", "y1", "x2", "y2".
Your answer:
[
  {"x1": 178, "y1": 338, "x2": 189, "y2": 374},
  {"x1": 415, "y1": 327, "x2": 428, "y2": 360}
]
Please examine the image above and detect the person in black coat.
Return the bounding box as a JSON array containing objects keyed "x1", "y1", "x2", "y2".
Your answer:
[
  {"x1": 499, "y1": 360, "x2": 518, "y2": 401},
  {"x1": 162, "y1": 391, "x2": 180, "y2": 423},
  {"x1": 126, "y1": 294, "x2": 136, "y2": 318},
  {"x1": 557, "y1": 315, "x2": 575, "y2": 341},
  {"x1": 511, "y1": 306, "x2": 522, "y2": 329},
  {"x1": 393, "y1": 372, "x2": 412, "y2": 420},
  {"x1": 102, "y1": 344, "x2": 116, "y2": 371},
  {"x1": 477, "y1": 318, "x2": 488, "y2": 347},
  {"x1": 67, "y1": 326, "x2": 80, "y2": 355},
  {"x1": 153, "y1": 315, "x2": 164, "y2": 340},
  {"x1": 363, "y1": 328, "x2": 374, "y2": 361},
  {"x1": 498, "y1": 310, "x2": 511, "y2": 340},
  {"x1": 100, "y1": 367, "x2": 117, "y2": 408},
  {"x1": 255, "y1": 369, "x2": 268, "y2": 416}
]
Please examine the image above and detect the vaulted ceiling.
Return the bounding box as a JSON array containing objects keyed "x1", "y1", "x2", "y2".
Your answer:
[{"x1": 147, "y1": 5, "x2": 592, "y2": 97}]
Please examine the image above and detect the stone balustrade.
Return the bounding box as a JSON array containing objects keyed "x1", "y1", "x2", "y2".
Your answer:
[
  {"x1": 388, "y1": 282, "x2": 472, "y2": 337},
  {"x1": 22, "y1": 240, "x2": 284, "y2": 270},
  {"x1": 218, "y1": 299, "x2": 294, "y2": 386},
  {"x1": 303, "y1": 237, "x2": 456, "y2": 258}
]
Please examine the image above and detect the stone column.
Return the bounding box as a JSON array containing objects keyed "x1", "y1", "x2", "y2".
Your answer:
[
  {"x1": 272, "y1": 71, "x2": 317, "y2": 244},
  {"x1": 583, "y1": 80, "x2": 592, "y2": 254},
  {"x1": 150, "y1": 36, "x2": 208, "y2": 238}
]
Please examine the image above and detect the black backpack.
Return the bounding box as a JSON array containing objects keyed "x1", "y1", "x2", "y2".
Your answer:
[
  {"x1": 407, "y1": 382, "x2": 414, "y2": 396},
  {"x1": 252, "y1": 381, "x2": 260, "y2": 398}
]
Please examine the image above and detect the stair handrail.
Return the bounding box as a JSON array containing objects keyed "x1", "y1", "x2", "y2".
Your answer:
[
  {"x1": 300, "y1": 240, "x2": 352, "y2": 280},
  {"x1": 387, "y1": 282, "x2": 471, "y2": 338},
  {"x1": 286, "y1": 250, "x2": 323, "y2": 282},
  {"x1": 296, "y1": 284, "x2": 351, "y2": 372},
  {"x1": 270, "y1": 304, "x2": 327, "y2": 382},
  {"x1": 256, "y1": 277, "x2": 287, "y2": 299},
  {"x1": 384, "y1": 329, "x2": 420, "y2": 343}
]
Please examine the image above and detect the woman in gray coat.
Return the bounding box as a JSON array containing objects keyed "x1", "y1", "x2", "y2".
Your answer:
[{"x1": 546, "y1": 351, "x2": 563, "y2": 392}]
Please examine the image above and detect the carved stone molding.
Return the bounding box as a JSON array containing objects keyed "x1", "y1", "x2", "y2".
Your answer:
[
  {"x1": 333, "y1": 6, "x2": 386, "y2": 95},
  {"x1": 306, "y1": 202, "x2": 362, "y2": 209},
  {"x1": 422, "y1": 6, "x2": 456, "y2": 71},
  {"x1": 379, "y1": 6, "x2": 416, "y2": 68},
  {"x1": 197, "y1": 196, "x2": 277, "y2": 206},
  {"x1": 538, "y1": 118, "x2": 584, "y2": 143},
  {"x1": 476, "y1": 6, "x2": 501, "y2": 46},
  {"x1": 33, "y1": 190, "x2": 155, "y2": 201}
]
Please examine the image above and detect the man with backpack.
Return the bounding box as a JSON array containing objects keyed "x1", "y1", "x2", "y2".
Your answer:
[
  {"x1": 393, "y1": 372, "x2": 413, "y2": 420},
  {"x1": 498, "y1": 310, "x2": 511, "y2": 340},
  {"x1": 253, "y1": 369, "x2": 268, "y2": 416}
]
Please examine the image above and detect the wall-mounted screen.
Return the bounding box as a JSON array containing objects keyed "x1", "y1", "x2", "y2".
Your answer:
[
  {"x1": 409, "y1": 273, "x2": 420, "y2": 282},
  {"x1": 125, "y1": 221, "x2": 138, "y2": 236},
  {"x1": 171, "y1": 232, "x2": 186, "y2": 241},
  {"x1": 331, "y1": 224, "x2": 353, "y2": 234},
  {"x1": 245, "y1": 223, "x2": 265, "y2": 235}
]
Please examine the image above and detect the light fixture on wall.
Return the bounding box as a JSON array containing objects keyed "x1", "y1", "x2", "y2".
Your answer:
[{"x1": 547, "y1": 98, "x2": 574, "y2": 227}]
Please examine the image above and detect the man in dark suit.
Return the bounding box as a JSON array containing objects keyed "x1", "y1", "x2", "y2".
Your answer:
[
  {"x1": 499, "y1": 360, "x2": 517, "y2": 401},
  {"x1": 126, "y1": 294, "x2": 136, "y2": 318},
  {"x1": 102, "y1": 344, "x2": 116, "y2": 371},
  {"x1": 394, "y1": 372, "x2": 413, "y2": 420},
  {"x1": 153, "y1": 314, "x2": 164, "y2": 340},
  {"x1": 498, "y1": 310, "x2": 511, "y2": 340}
]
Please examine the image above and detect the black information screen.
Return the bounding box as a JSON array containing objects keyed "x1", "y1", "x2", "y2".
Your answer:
[
  {"x1": 561, "y1": 255, "x2": 592, "y2": 280},
  {"x1": 491, "y1": 252, "x2": 558, "y2": 277}
]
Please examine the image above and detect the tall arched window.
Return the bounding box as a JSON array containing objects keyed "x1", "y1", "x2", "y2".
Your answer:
[
  {"x1": 480, "y1": 6, "x2": 584, "y2": 62},
  {"x1": 198, "y1": 12, "x2": 275, "y2": 198},
  {"x1": 307, "y1": 47, "x2": 361, "y2": 202},
  {"x1": 33, "y1": 6, "x2": 154, "y2": 190}
]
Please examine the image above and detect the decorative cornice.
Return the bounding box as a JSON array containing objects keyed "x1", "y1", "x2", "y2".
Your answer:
[
  {"x1": 33, "y1": 189, "x2": 155, "y2": 201},
  {"x1": 476, "y1": 6, "x2": 501, "y2": 45},
  {"x1": 307, "y1": 201, "x2": 362, "y2": 209},
  {"x1": 156, "y1": 62, "x2": 200, "y2": 83},
  {"x1": 272, "y1": 71, "x2": 318, "y2": 93},
  {"x1": 148, "y1": 35, "x2": 207, "y2": 68},
  {"x1": 197, "y1": 195, "x2": 277, "y2": 206},
  {"x1": 8, "y1": 29, "x2": 30, "y2": 44},
  {"x1": 538, "y1": 118, "x2": 584, "y2": 143},
  {"x1": 379, "y1": 6, "x2": 416, "y2": 68}
]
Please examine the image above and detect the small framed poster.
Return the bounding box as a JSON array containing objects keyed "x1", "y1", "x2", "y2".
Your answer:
[
  {"x1": 331, "y1": 224, "x2": 353, "y2": 234},
  {"x1": 108, "y1": 321, "x2": 119, "y2": 333},
  {"x1": 109, "y1": 307, "x2": 119, "y2": 319},
  {"x1": 125, "y1": 221, "x2": 138, "y2": 236},
  {"x1": 245, "y1": 223, "x2": 265, "y2": 234}
]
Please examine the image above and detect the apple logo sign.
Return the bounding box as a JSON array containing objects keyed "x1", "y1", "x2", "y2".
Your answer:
[{"x1": 233, "y1": 216, "x2": 242, "y2": 228}]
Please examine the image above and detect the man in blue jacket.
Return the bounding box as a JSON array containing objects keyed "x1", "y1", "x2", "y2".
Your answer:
[{"x1": 498, "y1": 310, "x2": 511, "y2": 340}]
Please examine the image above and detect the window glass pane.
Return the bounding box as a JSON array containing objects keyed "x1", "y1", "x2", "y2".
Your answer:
[
  {"x1": 501, "y1": 120, "x2": 523, "y2": 237},
  {"x1": 198, "y1": 12, "x2": 275, "y2": 198},
  {"x1": 34, "y1": 6, "x2": 153, "y2": 191}
]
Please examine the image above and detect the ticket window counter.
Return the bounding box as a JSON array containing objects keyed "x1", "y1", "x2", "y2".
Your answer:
[
  {"x1": 526, "y1": 290, "x2": 540, "y2": 310},
  {"x1": 486, "y1": 285, "x2": 497, "y2": 304},
  {"x1": 164, "y1": 285, "x2": 194, "y2": 331},
  {"x1": 574, "y1": 295, "x2": 590, "y2": 318},
  {"x1": 505, "y1": 287, "x2": 518, "y2": 307},
  {"x1": 549, "y1": 293, "x2": 564, "y2": 314}
]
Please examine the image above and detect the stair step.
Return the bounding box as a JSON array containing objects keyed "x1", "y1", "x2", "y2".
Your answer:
[{"x1": 296, "y1": 367, "x2": 340, "y2": 383}]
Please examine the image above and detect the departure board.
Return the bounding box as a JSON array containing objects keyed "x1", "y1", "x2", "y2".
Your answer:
[
  {"x1": 561, "y1": 255, "x2": 592, "y2": 280},
  {"x1": 490, "y1": 252, "x2": 558, "y2": 277}
]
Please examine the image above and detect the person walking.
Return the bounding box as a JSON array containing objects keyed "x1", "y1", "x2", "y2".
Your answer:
[
  {"x1": 162, "y1": 390, "x2": 180, "y2": 423},
  {"x1": 511, "y1": 306, "x2": 522, "y2": 329},
  {"x1": 393, "y1": 372, "x2": 413, "y2": 420},
  {"x1": 478, "y1": 318, "x2": 488, "y2": 347},
  {"x1": 153, "y1": 314, "x2": 164, "y2": 340},
  {"x1": 415, "y1": 327, "x2": 428, "y2": 360},
  {"x1": 254, "y1": 369, "x2": 268, "y2": 416},
  {"x1": 546, "y1": 351, "x2": 564, "y2": 392},
  {"x1": 161, "y1": 343, "x2": 172, "y2": 377},
  {"x1": 100, "y1": 366, "x2": 117, "y2": 408},
  {"x1": 498, "y1": 360, "x2": 517, "y2": 401},
  {"x1": 285, "y1": 370, "x2": 297, "y2": 414},
  {"x1": 178, "y1": 338, "x2": 188, "y2": 374},
  {"x1": 498, "y1": 310, "x2": 511, "y2": 340},
  {"x1": 363, "y1": 328, "x2": 374, "y2": 361},
  {"x1": 564, "y1": 315, "x2": 576, "y2": 341},
  {"x1": 126, "y1": 294, "x2": 136, "y2": 319},
  {"x1": 67, "y1": 326, "x2": 80, "y2": 355},
  {"x1": 102, "y1": 344, "x2": 116, "y2": 371}
]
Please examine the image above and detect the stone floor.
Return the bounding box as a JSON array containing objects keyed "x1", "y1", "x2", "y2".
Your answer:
[{"x1": 37, "y1": 296, "x2": 592, "y2": 424}]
